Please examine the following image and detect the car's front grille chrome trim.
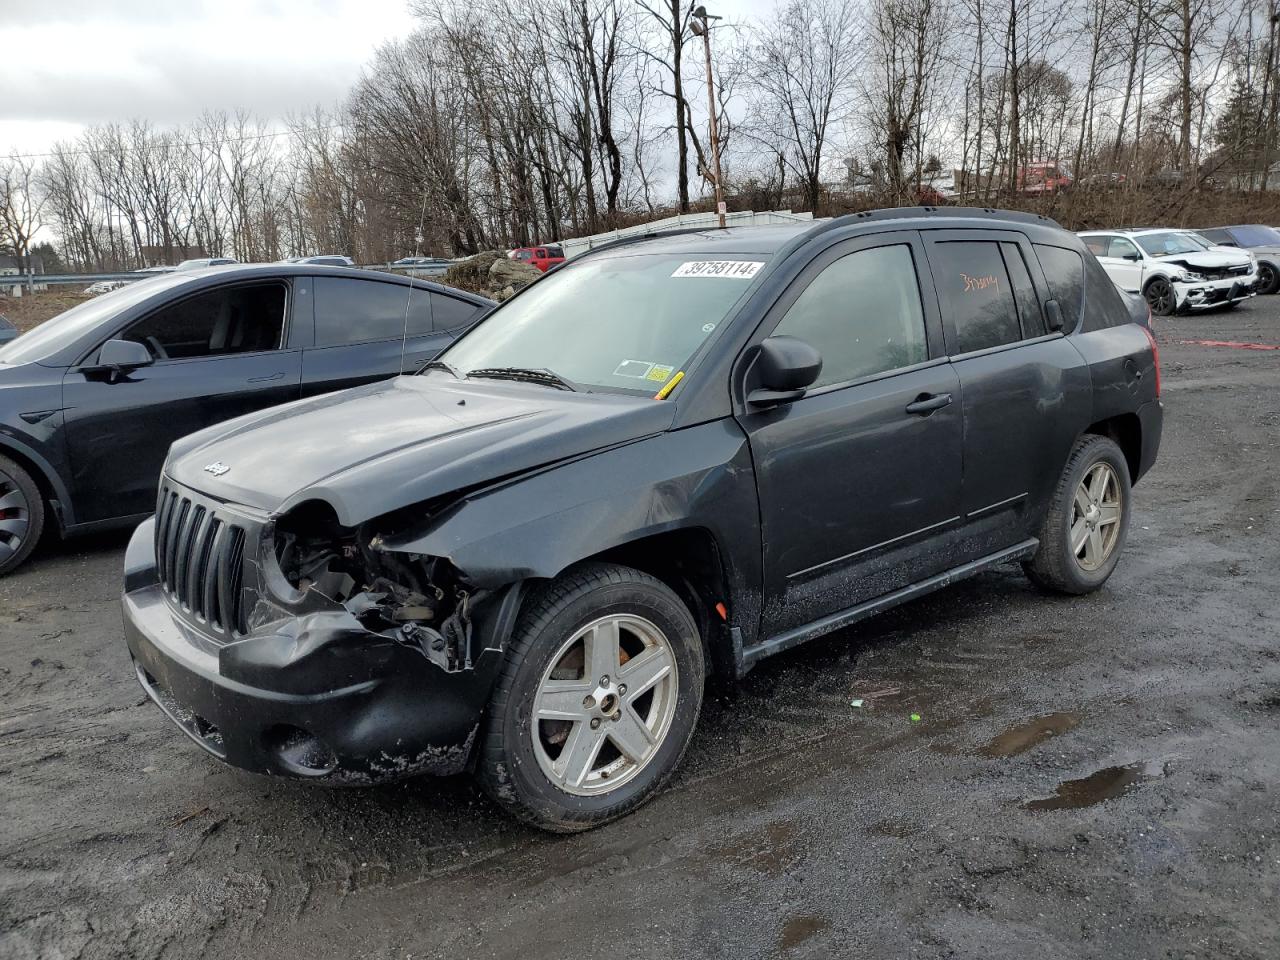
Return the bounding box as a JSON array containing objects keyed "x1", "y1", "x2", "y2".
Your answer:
[{"x1": 155, "y1": 481, "x2": 251, "y2": 641}]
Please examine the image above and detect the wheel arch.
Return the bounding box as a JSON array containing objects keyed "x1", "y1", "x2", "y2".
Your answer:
[
  {"x1": 581, "y1": 527, "x2": 735, "y2": 679},
  {"x1": 1084, "y1": 413, "x2": 1141, "y2": 483},
  {"x1": 0, "y1": 436, "x2": 71, "y2": 532}
]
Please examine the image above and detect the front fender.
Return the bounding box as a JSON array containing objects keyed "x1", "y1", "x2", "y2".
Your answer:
[{"x1": 380, "y1": 420, "x2": 763, "y2": 644}]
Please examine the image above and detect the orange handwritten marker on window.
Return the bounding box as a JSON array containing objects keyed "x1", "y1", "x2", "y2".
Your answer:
[{"x1": 654, "y1": 371, "x2": 684, "y2": 400}]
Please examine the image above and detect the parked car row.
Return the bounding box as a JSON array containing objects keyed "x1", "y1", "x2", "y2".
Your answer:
[
  {"x1": 1079, "y1": 223, "x2": 1280, "y2": 315},
  {"x1": 0, "y1": 262, "x2": 492, "y2": 575}
]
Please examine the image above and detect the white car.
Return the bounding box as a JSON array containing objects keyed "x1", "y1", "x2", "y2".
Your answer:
[
  {"x1": 1078, "y1": 228, "x2": 1256, "y2": 316},
  {"x1": 85, "y1": 280, "x2": 129, "y2": 295}
]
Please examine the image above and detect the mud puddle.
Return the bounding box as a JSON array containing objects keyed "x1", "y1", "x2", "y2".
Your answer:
[
  {"x1": 980, "y1": 712, "x2": 1082, "y2": 758},
  {"x1": 1024, "y1": 759, "x2": 1169, "y2": 811}
]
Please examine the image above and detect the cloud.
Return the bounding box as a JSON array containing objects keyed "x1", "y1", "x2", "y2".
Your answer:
[{"x1": 0, "y1": 0, "x2": 417, "y2": 144}]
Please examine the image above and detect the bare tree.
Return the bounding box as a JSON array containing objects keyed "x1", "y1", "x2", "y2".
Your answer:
[
  {"x1": 864, "y1": 0, "x2": 948, "y2": 200},
  {"x1": 0, "y1": 156, "x2": 47, "y2": 275},
  {"x1": 751, "y1": 0, "x2": 861, "y2": 212}
]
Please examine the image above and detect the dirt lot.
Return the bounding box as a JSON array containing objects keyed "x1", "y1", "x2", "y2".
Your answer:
[
  {"x1": 0, "y1": 290, "x2": 93, "y2": 334},
  {"x1": 3, "y1": 299, "x2": 1279, "y2": 960}
]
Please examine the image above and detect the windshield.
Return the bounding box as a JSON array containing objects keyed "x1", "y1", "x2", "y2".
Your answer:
[
  {"x1": 1226, "y1": 225, "x2": 1280, "y2": 247},
  {"x1": 1181, "y1": 232, "x2": 1214, "y2": 250},
  {"x1": 1136, "y1": 232, "x2": 1207, "y2": 257},
  {"x1": 0, "y1": 274, "x2": 188, "y2": 365},
  {"x1": 439, "y1": 252, "x2": 765, "y2": 393}
]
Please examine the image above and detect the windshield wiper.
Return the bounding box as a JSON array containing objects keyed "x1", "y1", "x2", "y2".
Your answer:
[{"x1": 466, "y1": 367, "x2": 577, "y2": 391}]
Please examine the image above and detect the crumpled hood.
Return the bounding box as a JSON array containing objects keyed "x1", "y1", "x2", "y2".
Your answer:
[
  {"x1": 166, "y1": 374, "x2": 676, "y2": 524},
  {"x1": 1153, "y1": 249, "x2": 1251, "y2": 270}
]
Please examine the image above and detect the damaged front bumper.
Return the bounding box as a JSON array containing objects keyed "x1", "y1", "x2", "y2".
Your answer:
[
  {"x1": 1171, "y1": 273, "x2": 1257, "y2": 311},
  {"x1": 122, "y1": 515, "x2": 509, "y2": 783}
]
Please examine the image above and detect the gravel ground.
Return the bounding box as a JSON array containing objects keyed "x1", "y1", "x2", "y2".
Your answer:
[{"x1": 3, "y1": 298, "x2": 1279, "y2": 960}]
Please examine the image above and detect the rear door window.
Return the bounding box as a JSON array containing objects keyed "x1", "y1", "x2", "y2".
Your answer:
[
  {"x1": 314, "y1": 277, "x2": 425, "y2": 346},
  {"x1": 1033, "y1": 244, "x2": 1086, "y2": 330},
  {"x1": 122, "y1": 283, "x2": 287, "y2": 360},
  {"x1": 1083, "y1": 236, "x2": 1109, "y2": 257},
  {"x1": 929, "y1": 241, "x2": 1021, "y2": 353}
]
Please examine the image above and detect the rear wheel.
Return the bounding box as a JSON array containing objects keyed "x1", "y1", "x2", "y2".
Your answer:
[
  {"x1": 0, "y1": 455, "x2": 45, "y2": 576},
  {"x1": 1024, "y1": 435, "x2": 1131, "y2": 594},
  {"x1": 478, "y1": 563, "x2": 704, "y2": 832},
  {"x1": 1144, "y1": 277, "x2": 1176, "y2": 316}
]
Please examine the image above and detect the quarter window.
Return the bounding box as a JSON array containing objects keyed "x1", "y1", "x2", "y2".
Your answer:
[
  {"x1": 123, "y1": 283, "x2": 286, "y2": 360},
  {"x1": 1033, "y1": 244, "x2": 1086, "y2": 330},
  {"x1": 430, "y1": 292, "x2": 483, "y2": 332},
  {"x1": 930, "y1": 241, "x2": 1021, "y2": 353},
  {"x1": 772, "y1": 244, "x2": 928, "y2": 388},
  {"x1": 314, "y1": 277, "x2": 426, "y2": 346}
]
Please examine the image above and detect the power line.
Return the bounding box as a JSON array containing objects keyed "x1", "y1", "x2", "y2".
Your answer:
[{"x1": 0, "y1": 123, "x2": 344, "y2": 162}]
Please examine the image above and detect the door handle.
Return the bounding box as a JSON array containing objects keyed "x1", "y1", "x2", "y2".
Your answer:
[
  {"x1": 905, "y1": 392, "x2": 953, "y2": 416},
  {"x1": 248, "y1": 372, "x2": 285, "y2": 383}
]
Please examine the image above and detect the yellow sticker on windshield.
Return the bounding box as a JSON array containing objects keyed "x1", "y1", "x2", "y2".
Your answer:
[{"x1": 646, "y1": 364, "x2": 674, "y2": 382}]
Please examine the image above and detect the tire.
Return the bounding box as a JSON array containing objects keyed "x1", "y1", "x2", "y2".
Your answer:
[
  {"x1": 0, "y1": 454, "x2": 45, "y2": 576},
  {"x1": 1023, "y1": 435, "x2": 1132, "y2": 595},
  {"x1": 1144, "y1": 277, "x2": 1176, "y2": 316},
  {"x1": 1257, "y1": 261, "x2": 1280, "y2": 295},
  {"x1": 477, "y1": 562, "x2": 705, "y2": 832}
]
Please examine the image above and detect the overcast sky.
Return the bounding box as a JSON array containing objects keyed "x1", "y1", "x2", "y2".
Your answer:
[
  {"x1": 1, "y1": 0, "x2": 776, "y2": 159},
  {"x1": 0, "y1": 0, "x2": 420, "y2": 156}
]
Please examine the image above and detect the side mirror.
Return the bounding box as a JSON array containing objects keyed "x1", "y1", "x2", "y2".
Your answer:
[
  {"x1": 747, "y1": 335, "x2": 822, "y2": 408},
  {"x1": 90, "y1": 338, "x2": 154, "y2": 382}
]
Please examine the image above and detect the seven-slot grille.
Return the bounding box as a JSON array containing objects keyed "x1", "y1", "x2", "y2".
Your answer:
[{"x1": 155, "y1": 483, "x2": 248, "y2": 637}]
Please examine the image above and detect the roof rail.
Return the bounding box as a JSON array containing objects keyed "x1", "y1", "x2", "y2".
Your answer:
[
  {"x1": 832, "y1": 205, "x2": 1060, "y2": 229},
  {"x1": 568, "y1": 226, "x2": 730, "y2": 261},
  {"x1": 570, "y1": 205, "x2": 1063, "y2": 264}
]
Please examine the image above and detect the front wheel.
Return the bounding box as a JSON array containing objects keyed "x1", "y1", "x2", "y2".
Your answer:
[
  {"x1": 0, "y1": 455, "x2": 45, "y2": 576},
  {"x1": 1024, "y1": 435, "x2": 1132, "y2": 594},
  {"x1": 477, "y1": 563, "x2": 705, "y2": 832},
  {"x1": 1257, "y1": 261, "x2": 1280, "y2": 295},
  {"x1": 1144, "y1": 277, "x2": 1176, "y2": 316}
]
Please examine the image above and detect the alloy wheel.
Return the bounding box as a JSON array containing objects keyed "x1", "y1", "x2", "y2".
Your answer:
[
  {"x1": 1260, "y1": 262, "x2": 1277, "y2": 294},
  {"x1": 0, "y1": 467, "x2": 31, "y2": 565},
  {"x1": 1070, "y1": 462, "x2": 1123, "y2": 571},
  {"x1": 1145, "y1": 279, "x2": 1174, "y2": 316},
  {"x1": 531, "y1": 614, "x2": 679, "y2": 796}
]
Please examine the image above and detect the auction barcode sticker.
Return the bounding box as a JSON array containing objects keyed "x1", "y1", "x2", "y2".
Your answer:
[{"x1": 672, "y1": 260, "x2": 764, "y2": 279}]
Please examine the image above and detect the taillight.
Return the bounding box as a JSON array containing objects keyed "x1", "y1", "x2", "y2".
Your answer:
[{"x1": 1140, "y1": 324, "x2": 1161, "y2": 398}]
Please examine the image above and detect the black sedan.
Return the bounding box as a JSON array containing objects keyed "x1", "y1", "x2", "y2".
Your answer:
[{"x1": 0, "y1": 264, "x2": 491, "y2": 574}]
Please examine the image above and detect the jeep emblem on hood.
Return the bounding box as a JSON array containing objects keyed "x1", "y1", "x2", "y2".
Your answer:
[{"x1": 203, "y1": 462, "x2": 230, "y2": 477}]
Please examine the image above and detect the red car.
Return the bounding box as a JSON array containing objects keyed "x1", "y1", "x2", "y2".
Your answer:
[{"x1": 509, "y1": 245, "x2": 565, "y2": 272}]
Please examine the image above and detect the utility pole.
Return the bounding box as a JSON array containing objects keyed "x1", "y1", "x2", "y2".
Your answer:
[{"x1": 690, "y1": 5, "x2": 726, "y2": 228}]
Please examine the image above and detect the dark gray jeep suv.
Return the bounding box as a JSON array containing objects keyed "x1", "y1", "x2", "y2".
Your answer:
[{"x1": 122, "y1": 208, "x2": 1162, "y2": 831}]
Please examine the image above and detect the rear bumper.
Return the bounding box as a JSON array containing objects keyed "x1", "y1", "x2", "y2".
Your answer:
[{"x1": 122, "y1": 518, "x2": 501, "y2": 783}]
